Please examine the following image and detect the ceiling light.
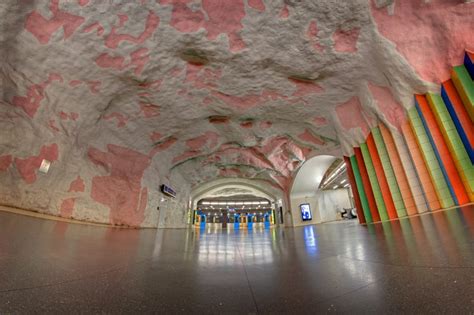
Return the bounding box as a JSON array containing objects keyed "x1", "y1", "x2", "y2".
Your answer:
[
  {"x1": 202, "y1": 201, "x2": 211, "y2": 205},
  {"x1": 340, "y1": 179, "x2": 347, "y2": 184},
  {"x1": 343, "y1": 183, "x2": 349, "y2": 188},
  {"x1": 333, "y1": 185, "x2": 338, "y2": 189}
]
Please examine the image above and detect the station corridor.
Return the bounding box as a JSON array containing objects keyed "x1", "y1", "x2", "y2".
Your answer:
[{"x1": 0, "y1": 206, "x2": 472, "y2": 313}]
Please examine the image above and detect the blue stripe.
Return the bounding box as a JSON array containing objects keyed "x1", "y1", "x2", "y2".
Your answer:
[{"x1": 414, "y1": 97, "x2": 459, "y2": 206}]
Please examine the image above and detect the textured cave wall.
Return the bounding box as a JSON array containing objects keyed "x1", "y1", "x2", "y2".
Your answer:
[{"x1": 0, "y1": 0, "x2": 472, "y2": 227}]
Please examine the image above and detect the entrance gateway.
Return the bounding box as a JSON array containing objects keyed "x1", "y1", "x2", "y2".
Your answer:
[{"x1": 193, "y1": 197, "x2": 276, "y2": 229}]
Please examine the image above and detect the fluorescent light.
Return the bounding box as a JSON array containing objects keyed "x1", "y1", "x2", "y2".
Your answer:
[
  {"x1": 340, "y1": 179, "x2": 346, "y2": 184},
  {"x1": 332, "y1": 185, "x2": 338, "y2": 189},
  {"x1": 202, "y1": 201, "x2": 211, "y2": 205},
  {"x1": 343, "y1": 183, "x2": 349, "y2": 188}
]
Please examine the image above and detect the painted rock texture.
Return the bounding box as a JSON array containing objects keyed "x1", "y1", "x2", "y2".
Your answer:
[{"x1": 0, "y1": 0, "x2": 472, "y2": 227}]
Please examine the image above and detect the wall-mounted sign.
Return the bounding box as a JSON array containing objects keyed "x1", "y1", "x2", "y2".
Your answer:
[
  {"x1": 38, "y1": 159, "x2": 51, "y2": 174},
  {"x1": 160, "y1": 184, "x2": 176, "y2": 198},
  {"x1": 300, "y1": 203, "x2": 312, "y2": 221}
]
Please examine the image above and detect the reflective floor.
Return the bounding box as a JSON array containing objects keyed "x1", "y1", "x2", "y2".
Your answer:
[{"x1": 0, "y1": 206, "x2": 473, "y2": 313}]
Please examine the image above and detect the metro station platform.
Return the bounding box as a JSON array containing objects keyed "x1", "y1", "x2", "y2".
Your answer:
[{"x1": 0, "y1": 206, "x2": 473, "y2": 313}]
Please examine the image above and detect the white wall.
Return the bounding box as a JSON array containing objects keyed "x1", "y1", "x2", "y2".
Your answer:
[
  {"x1": 290, "y1": 189, "x2": 352, "y2": 226},
  {"x1": 290, "y1": 194, "x2": 321, "y2": 226},
  {"x1": 315, "y1": 189, "x2": 352, "y2": 222}
]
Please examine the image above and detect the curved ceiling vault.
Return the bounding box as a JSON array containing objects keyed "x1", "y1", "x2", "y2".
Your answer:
[{"x1": 0, "y1": 0, "x2": 472, "y2": 227}]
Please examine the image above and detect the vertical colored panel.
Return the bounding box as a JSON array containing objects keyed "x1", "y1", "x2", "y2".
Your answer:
[
  {"x1": 372, "y1": 127, "x2": 408, "y2": 217},
  {"x1": 366, "y1": 134, "x2": 398, "y2": 220},
  {"x1": 354, "y1": 147, "x2": 381, "y2": 222},
  {"x1": 350, "y1": 155, "x2": 372, "y2": 223},
  {"x1": 464, "y1": 51, "x2": 474, "y2": 80},
  {"x1": 360, "y1": 142, "x2": 389, "y2": 221},
  {"x1": 344, "y1": 156, "x2": 366, "y2": 224},
  {"x1": 441, "y1": 80, "x2": 474, "y2": 164},
  {"x1": 379, "y1": 124, "x2": 418, "y2": 216},
  {"x1": 452, "y1": 65, "x2": 474, "y2": 121},
  {"x1": 407, "y1": 107, "x2": 455, "y2": 209},
  {"x1": 416, "y1": 95, "x2": 469, "y2": 205},
  {"x1": 391, "y1": 130, "x2": 429, "y2": 214},
  {"x1": 401, "y1": 121, "x2": 441, "y2": 211},
  {"x1": 426, "y1": 93, "x2": 474, "y2": 202}
]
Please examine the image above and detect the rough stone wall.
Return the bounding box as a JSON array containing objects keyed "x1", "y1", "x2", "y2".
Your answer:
[{"x1": 0, "y1": 0, "x2": 472, "y2": 227}]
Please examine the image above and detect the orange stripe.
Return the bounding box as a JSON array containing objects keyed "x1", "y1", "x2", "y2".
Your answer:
[
  {"x1": 366, "y1": 133, "x2": 398, "y2": 220},
  {"x1": 401, "y1": 121, "x2": 441, "y2": 211},
  {"x1": 354, "y1": 147, "x2": 381, "y2": 222}
]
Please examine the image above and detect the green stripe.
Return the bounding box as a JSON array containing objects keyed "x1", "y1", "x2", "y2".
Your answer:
[
  {"x1": 371, "y1": 127, "x2": 408, "y2": 217},
  {"x1": 350, "y1": 155, "x2": 372, "y2": 223},
  {"x1": 360, "y1": 142, "x2": 389, "y2": 221}
]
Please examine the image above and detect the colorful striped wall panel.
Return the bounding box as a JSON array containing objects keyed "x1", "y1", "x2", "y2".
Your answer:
[
  {"x1": 416, "y1": 94, "x2": 469, "y2": 205},
  {"x1": 464, "y1": 51, "x2": 473, "y2": 80},
  {"x1": 354, "y1": 147, "x2": 381, "y2": 222},
  {"x1": 407, "y1": 107, "x2": 455, "y2": 209},
  {"x1": 372, "y1": 127, "x2": 408, "y2": 218},
  {"x1": 360, "y1": 142, "x2": 389, "y2": 221},
  {"x1": 344, "y1": 156, "x2": 366, "y2": 224},
  {"x1": 426, "y1": 93, "x2": 474, "y2": 202},
  {"x1": 452, "y1": 65, "x2": 474, "y2": 121},
  {"x1": 401, "y1": 120, "x2": 441, "y2": 211},
  {"x1": 390, "y1": 130, "x2": 429, "y2": 214},
  {"x1": 366, "y1": 133, "x2": 398, "y2": 220},
  {"x1": 350, "y1": 155, "x2": 373, "y2": 223},
  {"x1": 379, "y1": 124, "x2": 418, "y2": 216},
  {"x1": 441, "y1": 80, "x2": 474, "y2": 164}
]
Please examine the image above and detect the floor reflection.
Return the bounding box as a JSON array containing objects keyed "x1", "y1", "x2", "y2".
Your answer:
[{"x1": 0, "y1": 206, "x2": 472, "y2": 313}]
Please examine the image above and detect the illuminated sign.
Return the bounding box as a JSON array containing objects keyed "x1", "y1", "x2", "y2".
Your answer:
[
  {"x1": 300, "y1": 203, "x2": 312, "y2": 221},
  {"x1": 160, "y1": 184, "x2": 176, "y2": 198}
]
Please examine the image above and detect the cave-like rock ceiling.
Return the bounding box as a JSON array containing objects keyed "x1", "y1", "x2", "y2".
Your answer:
[{"x1": 0, "y1": 0, "x2": 472, "y2": 226}]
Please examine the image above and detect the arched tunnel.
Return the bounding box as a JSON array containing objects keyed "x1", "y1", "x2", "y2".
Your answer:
[{"x1": 0, "y1": 0, "x2": 473, "y2": 312}]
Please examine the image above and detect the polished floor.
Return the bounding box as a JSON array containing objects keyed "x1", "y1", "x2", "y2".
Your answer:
[{"x1": 0, "y1": 206, "x2": 473, "y2": 314}]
